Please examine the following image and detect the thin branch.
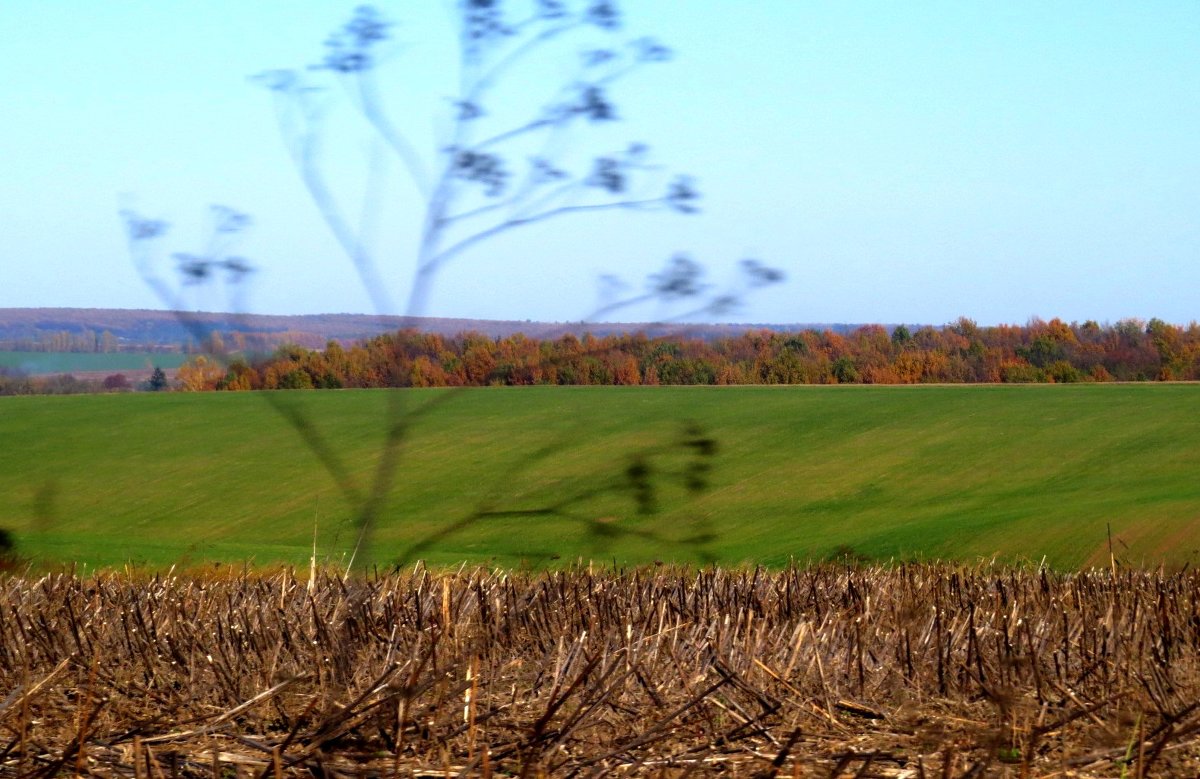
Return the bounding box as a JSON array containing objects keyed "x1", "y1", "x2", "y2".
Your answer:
[
  {"x1": 465, "y1": 20, "x2": 582, "y2": 105},
  {"x1": 475, "y1": 136, "x2": 663, "y2": 228},
  {"x1": 582, "y1": 293, "x2": 658, "y2": 323},
  {"x1": 442, "y1": 173, "x2": 578, "y2": 226},
  {"x1": 467, "y1": 58, "x2": 650, "y2": 154},
  {"x1": 357, "y1": 139, "x2": 389, "y2": 279},
  {"x1": 441, "y1": 192, "x2": 527, "y2": 226},
  {"x1": 351, "y1": 69, "x2": 432, "y2": 197},
  {"x1": 472, "y1": 116, "x2": 556, "y2": 151},
  {"x1": 498, "y1": 102, "x2": 591, "y2": 215},
  {"x1": 595, "y1": 61, "x2": 642, "y2": 88},
  {"x1": 424, "y1": 197, "x2": 666, "y2": 273},
  {"x1": 278, "y1": 96, "x2": 396, "y2": 317},
  {"x1": 510, "y1": 178, "x2": 586, "y2": 221}
]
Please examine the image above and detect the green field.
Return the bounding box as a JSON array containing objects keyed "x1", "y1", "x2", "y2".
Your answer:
[
  {"x1": 0, "y1": 351, "x2": 189, "y2": 375},
  {"x1": 2, "y1": 385, "x2": 1199, "y2": 570}
]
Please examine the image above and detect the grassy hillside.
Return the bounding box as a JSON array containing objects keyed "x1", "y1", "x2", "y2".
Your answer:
[{"x1": 2, "y1": 385, "x2": 1198, "y2": 570}]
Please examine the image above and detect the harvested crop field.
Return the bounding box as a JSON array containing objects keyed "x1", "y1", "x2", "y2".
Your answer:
[{"x1": 3, "y1": 565, "x2": 1200, "y2": 777}]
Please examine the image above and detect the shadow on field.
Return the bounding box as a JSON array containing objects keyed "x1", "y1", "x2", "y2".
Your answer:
[{"x1": 392, "y1": 419, "x2": 721, "y2": 567}]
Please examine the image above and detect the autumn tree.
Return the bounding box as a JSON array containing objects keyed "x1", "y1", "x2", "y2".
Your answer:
[
  {"x1": 102, "y1": 373, "x2": 131, "y2": 392},
  {"x1": 177, "y1": 355, "x2": 225, "y2": 391}
]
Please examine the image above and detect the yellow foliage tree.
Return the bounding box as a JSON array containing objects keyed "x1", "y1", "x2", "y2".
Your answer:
[{"x1": 176, "y1": 355, "x2": 223, "y2": 391}]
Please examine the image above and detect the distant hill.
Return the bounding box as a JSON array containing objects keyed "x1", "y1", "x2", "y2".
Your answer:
[{"x1": 0, "y1": 308, "x2": 866, "y2": 351}]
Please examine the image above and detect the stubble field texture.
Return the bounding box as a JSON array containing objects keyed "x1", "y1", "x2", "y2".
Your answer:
[{"x1": 3, "y1": 564, "x2": 1200, "y2": 777}]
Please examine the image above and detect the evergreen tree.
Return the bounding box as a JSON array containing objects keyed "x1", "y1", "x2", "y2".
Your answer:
[{"x1": 147, "y1": 366, "x2": 168, "y2": 391}]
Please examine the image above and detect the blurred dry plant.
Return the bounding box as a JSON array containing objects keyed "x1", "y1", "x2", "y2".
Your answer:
[{"x1": 120, "y1": 1, "x2": 783, "y2": 570}]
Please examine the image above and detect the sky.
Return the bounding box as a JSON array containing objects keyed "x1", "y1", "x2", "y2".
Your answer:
[{"x1": 2, "y1": 1, "x2": 1198, "y2": 326}]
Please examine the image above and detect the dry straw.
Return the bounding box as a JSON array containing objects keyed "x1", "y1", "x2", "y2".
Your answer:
[{"x1": 2, "y1": 563, "x2": 1200, "y2": 776}]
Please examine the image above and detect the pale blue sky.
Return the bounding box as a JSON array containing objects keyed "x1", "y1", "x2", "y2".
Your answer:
[{"x1": 2, "y1": 1, "x2": 1197, "y2": 325}]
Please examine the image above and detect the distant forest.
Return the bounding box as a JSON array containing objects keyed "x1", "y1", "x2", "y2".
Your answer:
[
  {"x1": 171, "y1": 317, "x2": 1198, "y2": 391},
  {"x1": 0, "y1": 308, "x2": 807, "y2": 353},
  {"x1": 3, "y1": 312, "x2": 1199, "y2": 394}
]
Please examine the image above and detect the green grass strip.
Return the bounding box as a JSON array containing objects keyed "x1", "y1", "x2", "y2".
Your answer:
[{"x1": 2, "y1": 385, "x2": 1198, "y2": 570}]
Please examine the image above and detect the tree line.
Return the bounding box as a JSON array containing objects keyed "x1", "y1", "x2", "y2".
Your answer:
[
  {"x1": 164, "y1": 317, "x2": 1200, "y2": 391},
  {"x1": 0, "y1": 328, "x2": 297, "y2": 355},
  {"x1": 3, "y1": 316, "x2": 1198, "y2": 395},
  {"x1": 2, "y1": 329, "x2": 124, "y2": 353},
  {"x1": 0, "y1": 367, "x2": 168, "y2": 396}
]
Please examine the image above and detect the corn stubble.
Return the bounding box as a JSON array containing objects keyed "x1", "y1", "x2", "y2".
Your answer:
[{"x1": 2, "y1": 564, "x2": 1200, "y2": 777}]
